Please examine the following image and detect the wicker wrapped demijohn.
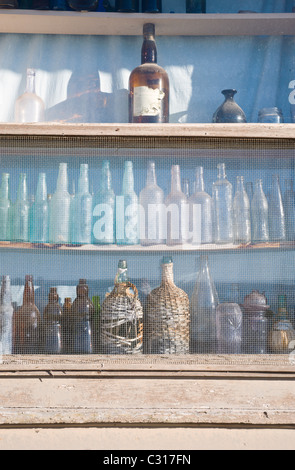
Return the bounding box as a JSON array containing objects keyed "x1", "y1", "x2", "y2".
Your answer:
[
  {"x1": 100, "y1": 260, "x2": 143, "y2": 354},
  {"x1": 144, "y1": 257, "x2": 189, "y2": 354}
]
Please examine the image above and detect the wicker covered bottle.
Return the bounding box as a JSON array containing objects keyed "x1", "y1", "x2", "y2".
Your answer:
[
  {"x1": 100, "y1": 260, "x2": 143, "y2": 354},
  {"x1": 144, "y1": 257, "x2": 189, "y2": 354}
]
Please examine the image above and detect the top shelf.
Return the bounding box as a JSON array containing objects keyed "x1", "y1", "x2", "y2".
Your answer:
[{"x1": 0, "y1": 11, "x2": 294, "y2": 36}]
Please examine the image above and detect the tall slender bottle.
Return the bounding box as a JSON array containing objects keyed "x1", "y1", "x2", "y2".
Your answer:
[
  {"x1": 14, "y1": 68, "x2": 45, "y2": 123},
  {"x1": 212, "y1": 163, "x2": 233, "y2": 244},
  {"x1": 165, "y1": 165, "x2": 189, "y2": 246},
  {"x1": 49, "y1": 163, "x2": 71, "y2": 244},
  {"x1": 92, "y1": 160, "x2": 115, "y2": 245},
  {"x1": 0, "y1": 275, "x2": 13, "y2": 355},
  {"x1": 0, "y1": 173, "x2": 11, "y2": 241},
  {"x1": 190, "y1": 255, "x2": 219, "y2": 354},
  {"x1": 116, "y1": 161, "x2": 139, "y2": 245},
  {"x1": 188, "y1": 166, "x2": 213, "y2": 244},
  {"x1": 62, "y1": 297, "x2": 73, "y2": 354},
  {"x1": 233, "y1": 175, "x2": 251, "y2": 244},
  {"x1": 11, "y1": 173, "x2": 29, "y2": 242},
  {"x1": 139, "y1": 160, "x2": 165, "y2": 246},
  {"x1": 30, "y1": 172, "x2": 49, "y2": 243},
  {"x1": 284, "y1": 179, "x2": 295, "y2": 241},
  {"x1": 71, "y1": 164, "x2": 93, "y2": 244},
  {"x1": 12, "y1": 275, "x2": 41, "y2": 354},
  {"x1": 42, "y1": 287, "x2": 62, "y2": 354},
  {"x1": 268, "y1": 174, "x2": 286, "y2": 242},
  {"x1": 70, "y1": 279, "x2": 95, "y2": 354},
  {"x1": 129, "y1": 23, "x2": 169, "y2": 123},
  {"x1": 251, "y1": 179, "x2": 269, "y2": 243}
]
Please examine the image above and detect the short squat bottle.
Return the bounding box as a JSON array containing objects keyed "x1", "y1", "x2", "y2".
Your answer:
[
  {"x1": 129, "y1": 23, "x2": 169, "y2": 123},
  {"x1": 212, "y1": 89, "x2": 246, "y2": 123},
  {"x1": 43, "y1": 287, "x2": 63, "y2": 354},
  {"x1": 14, "y1": 68, "x2": 45, "y2": 123},
  {"x1": 70, "y1": 279, "x2": 95, "y2": 354},
  {"x1": 11, "y1": 173, "x2": 30, "y2": 242},
  {"x1": 30, "y1": 172, "x2": 49, "y2": 243},
  {"x1": 0, "y1": 275, "x2": 13, "y2": 355},
  {"x1": 0, "y1": 173, "x2": 11, "y2": 241},
  {"x1": 233, "y1": 176, "x2": 251, "y2": 244},
  {"x1": 212, "y1": 163, "x2": 233, "y2": 244},
  {"x1": 165, "y1": 165, "x2": 189, "y2": 246},
  {"x1": 251, "y1": 179, "x2": 269, "y2": 243},
  {"x1": 116, "y1": 161, "x2": 139, "y2": 245},
  {"x1": 71, "y1": 164, "x2": 93, "y2": 244},
  {"x1": 49, "y1": 163, "x2": 71, "y2": 244},
  {"x1": 268, "y1": 174, "x2": 286, "y2": 242},
  {"x1": 188, "y1": 166, "x2": 213, "y2": 244},
  {"x1": 92, "y1": 160, "x2": 115, "y2": 245}
]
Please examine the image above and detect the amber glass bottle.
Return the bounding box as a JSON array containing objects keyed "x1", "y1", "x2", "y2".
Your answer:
[
  {"x1": 62, "y1": 297, "x2": 73, "y2": 354},
  {"x1": 70, "y1": 279, "x2": 95, "y2": 354},
  {"x1": 129, "y1": 23, "x2": 169, "y2": 123},
  {"x1": 43, "y1": 287, "x2": 63, "y2": 354},
  {"x1": 12, "y1": 275, "x2": 41, "y2": 354}
]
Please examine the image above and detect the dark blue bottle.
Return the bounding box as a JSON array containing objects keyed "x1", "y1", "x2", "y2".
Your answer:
[
  {"x1": 142, "y1": 0, "x2": 161, "y2": 12},
  {"x1": 186, "y1": 0, "x2": 206, "y2": 13},
  {"x1": 71, "y1": 279, "x2": 95, "y2": 354}
]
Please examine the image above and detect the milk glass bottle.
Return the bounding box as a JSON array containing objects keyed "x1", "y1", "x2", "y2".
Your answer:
[
  {"x1": 251, "y1": 179, "x2": 269, "y2": 243},
  {"x1": 92, "y1": 160, "x2": 115, "y2": 245},
  {"x1": 268, "y1": 174, "x2": 286, "y2": 242},
  {"x1": 188, "y1": 166, "x2": 213, "y2": 244},
  {"x1": 116, "y1": 161, "x2": 139, "y2": 245},
  {"x1": 233, "y1": 176, "x2": 251, "y2": 244},
  {"x1": 14, "y1": 68, "x2": 45, "y2": 123},
  {"x1": 11, "y1": 173, "x2": 29, "y2": 242},
  {"x1": 49, "y1": 163, "x2": 71, "y2": 244},
  {"x1": 212, "y1": 163, "x2": 233, "y2": 244},
  {"x1": 71, "y1": 164, "x2": 93, "y2": 244},
  {"x1": 0, "y1": 275, "x2": 13, "y2": 355},
  {"x1": 0, "y1": 173, "x2": 11, "y2": 241},
  {"x1": 30, "y1": 173, "x2": 49, "y2": 243},
  {"x1": 165, "y1": 165, "x2": 189, "y2": 246},
  {"x1": 139, "y1": 160, "x2": 165, "y2": 246},
  {"x1": 284, "y1": 179, "x2": 295, "y2": 241}
]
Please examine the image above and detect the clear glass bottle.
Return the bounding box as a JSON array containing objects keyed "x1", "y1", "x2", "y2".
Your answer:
[
  {"x1": 71, "y1": 164, "x2": 93, "y2": 245},
  {"x1": 212, "y1": 89, "x2": 246, "y2": 123},
  {"x1": 11, "y1": 173, "x2": 30, "y2": 242},
  {"x1": 29, "y1": 172, "x2": 49, "y2": 244},
  {"x1": 216, "y1": 302, "x2": 243, "y2": 354},
  {"x1": 116, "y1": 0, "x2": 139, "y2": 11},
  {"x1": 70, "y1": 279, "x2": 95, "y2": 354},
  {"x1": 258, "y1": 107, "x2": 284, "y2": 123},
  {"x1": 49, "y1": 163, "x2": 71, "y2": 244},
  {"x1": 0, "y1": 173, "x2": 11, "y2": 241},
  {"x1": 0, "y1": 275, "x2": 13, "y2": 355},
  {"x1": 139, "y1": 160, "x2": 165, "y2": 246},
  {"x1": 142, "y1": 0, "x2": 161, "y2": 13},
  {"x1": 116, "y1": 161, "x2": 139, "y2": 245},
  {"x1": 186, "y1": 0, "x2": 206, "y2": 13},
  {"x1": 233, "y1": 175, "x2": 251, "y2": 244},
  {"x1": 165, "y1": 164, "x2": 189, "y2": 246},
  {"x1": 62, "y1": 297, "x2": 73, "y2": 354},
  {"x1": 188, "y1": 166, "x2": 213, "y2": 244},
  {"x1": 14, "y1": 68, "x2": 45, "y2": 123},
  {"x1": 42, "y1": 287, "x2": 62, "y2": 354},
  {"x1": 190, "y1": 255, "x2": 219, "y2": 354},
  {"x1": 251, "y1": 179, "x2": 269, "y2": 243},
  {"x1": 12, "y1": 275, "x2": 41, "y2": 354},
  {"x1": 284, "y1": 179, "x2": 295, "y2": 241},
  {"x1": 129, "y1": 23, "x2": 169, "y2": 123},
  {"x1": 92, "y1": 160, "x2": 115, "y2": 245},
  {"x1": 268, "y1": 174, "x2": 286, "y2": 242},
  {"x1": 269, "y1": 294, "x2": 295, "y2": 354},
  {"x1": 212, "y1": 163, "x2": 233, "y2": 244}
]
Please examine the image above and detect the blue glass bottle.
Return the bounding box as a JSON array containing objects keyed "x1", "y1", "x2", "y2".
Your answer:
[
  {"x1": 49, "y1": 163, "x2": 71, "y2": 244},
  {"x1": 11, "y1": 173, "x2": 29, "y2": 242},
  {"x1": 30, "y1": 172, "x2": 49, "y2": 244},
  {"x1": 71, "y1": 164, "x2": 93, "y2": 245},
  {"x1": 92, "y1": 160, "x2": 115, "y2": 245},
  {"x1": 116, "y1": 161, "x2": 139, "y2": 245},
  {"x1": 71, "y1": 279, "x2": 95, "y2": 354},
  {"x1": 0, "y1": 173, "x2": 11, "y2": 241}
]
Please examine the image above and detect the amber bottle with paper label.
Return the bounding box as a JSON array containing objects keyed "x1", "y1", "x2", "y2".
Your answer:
[{"x1": 129, "y1": 23, "x2": 169, "y2": 123}]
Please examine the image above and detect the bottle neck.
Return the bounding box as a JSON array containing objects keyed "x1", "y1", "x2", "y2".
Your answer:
[
  {"x1": 0, "y1": 173, "x2": 9, "y2": 200},
  {"x1": 56, "y1": 163, "x2": 68, "y2": 192},
  {"x1": 217, "y1": 163, "x2": 226, "y2": 180},
  {"x1": 254, "y1": 179, "x2": 264, "y2": 195},
  {"x1": 123, "y1": 162, "x2": 134, "y2": 193},
  {"x1": 23, "y1": 276, "x2": 35, "y2": 304},
  {"x1": 171, "y1": 165, "x2": 182, "y2": 193},
  {"x1": 146, "y1": 161, "x2": 157, "y2": 186},
  {"x1": 0, "y1": 275, "x2": 12, "y2": 304},
  {"x1": 100, "y1": 161, "x2": 112, "y2": 191},
  {"x1": 141, "y1": 34, "x2": 157, "y2": 64},
  {"x1": 195, "y1": 167, "x2": 205, "y2": 192},
  {"x1": 76, "y1": 279, "x2": 89, "y2": 298},
  {"x1": 26, "y1": 69, "x2": 36, "y2": 94},
  {"x1": 17, "y1": 174, "x2": 28, "y2": 201},
  {"x1": 78, "y1": 164, "x2": 89, "y2": 194},
  {"x1": 161, "y1": 262, "x2": 174, "y2": 285},
  {"x1": 35, "y1": 173, "x2": 47, "y2": 202},
  {"x1": 236, "y1": 176, "x2": 245, "y2": 192},
  {"x1": 115, "y1": 261, "x2": 128, "y2": 283}
]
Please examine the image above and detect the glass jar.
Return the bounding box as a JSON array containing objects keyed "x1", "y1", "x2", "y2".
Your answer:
[
  {"x1": 242, "y1": 290, "x2": 270, "y2": 354},
  {"x1": 258, "y1": 107, "x2": 284, "y2": 123}
]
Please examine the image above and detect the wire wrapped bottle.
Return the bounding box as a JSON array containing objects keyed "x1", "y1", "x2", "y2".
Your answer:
[
  {"x1": 100, "y1": 260, "x2": 143, "y2": 354},
  {"x1": 144, "y1": 257, "x2": 189, "y2": 354}
]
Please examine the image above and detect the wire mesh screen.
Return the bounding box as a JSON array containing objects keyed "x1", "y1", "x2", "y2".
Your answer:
[{"x1": 1, "y1": 132, "x2": 295, "y2": 367}]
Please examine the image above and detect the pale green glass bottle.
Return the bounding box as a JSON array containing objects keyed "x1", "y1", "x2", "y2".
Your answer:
[
  {"x1": 71, "y1": 164, "x2": 93, "y2": 244},
  {"x1": 29, "y1": 172, "x2": 49, "y2": 243},
  {"x1": 49, "y1": 163, "x2": 71, "y2": 244},
  {"x1": 11, "y1": 173, "x2": 29, "y2": 242},
  {"x1": 0, "y1": 173, "x2": 11, "y2": 241},
  {"x1": 116, "y1": 161, "x2": 139, "y2": 245},
  {"x1": 92, "y1": 160, "x2": 115, "y2": 245}
]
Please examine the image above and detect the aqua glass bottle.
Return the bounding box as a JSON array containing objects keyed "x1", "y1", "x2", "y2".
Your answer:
[
  {"x1": 92, "y1": 160, "x2": 115, "y2": 245},
  {"x1": 139, "y1": 160, "x2": 165, "y2": 246},
  {"x1": 0, "y1": 173, "x2": 11, "y2": 241},
  {"x1": 212, "y1": 163, "x2": 233, "y2": 244},
  {"x1": 71, "y1": 164, "x2": 93, "y2": 245},
  {"x1": 251, "y1": 179, "x2": 269, "y2": 243},
  {"x1": 49, "y1": 163, "x2": 71, "y2": 244},
  {"x1": 11, "y1": 173, "x2": 29, "y2": 242},
  {"x1": 233, "y1": 175, "x2": 251, "y2": 244},
  {"x1": 165, "y1": 164, "x2": 189, "y2": 246},
  {"x1": 284, "y1": 179, "x2": 295, "y2": 241},
  {"x1": 29, "y1": 172, "x2": 49, "y2": 243},
  {"x1": 0, "y1": 275, "x2": 13, "y2": 355},
  {"x1": 116, "y1": 161, "x2": 139, "y2": 245},
  {"x1": 188, "y1": 166, "x2": 213, "y2": 244},
  {"x1": 269, "y1": 174, "x2": 286, "y2": 242}
]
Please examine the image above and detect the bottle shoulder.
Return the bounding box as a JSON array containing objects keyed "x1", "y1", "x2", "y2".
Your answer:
[{"x1": 130, "y1": 62, "x2": 168, "y2": 76}]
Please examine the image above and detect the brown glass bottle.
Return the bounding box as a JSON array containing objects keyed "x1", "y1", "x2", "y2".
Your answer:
[
  {"x1": 129, "y1": 23, "x2": 169, "y2": 123},
  {"x1": 70, "y1": 279, "x2": 95, "y2": 354},
  {"x1": 12, "y1": 275, "x2": 41, "y2": 354},
  {"x1": 62, "y1": 297, "x2": 73, "y2": 354},
  {"x1": 43, "y1": 287, "x2": 62, "y2": 354}
]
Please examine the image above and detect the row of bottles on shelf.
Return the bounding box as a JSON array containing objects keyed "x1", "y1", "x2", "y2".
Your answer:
[
  {"x1": 1, "y1": 257, "x2": 295, "y2": 356},
  {"x1": 0, "y1": 159, "x2": 294, "y2": 246}
]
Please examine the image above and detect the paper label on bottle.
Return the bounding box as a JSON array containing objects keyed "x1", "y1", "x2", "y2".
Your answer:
[{"x1": 133, "y1": 86, "x2": 165, "y2": 117}]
